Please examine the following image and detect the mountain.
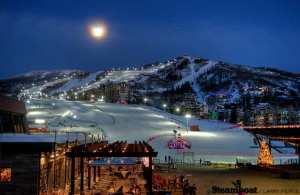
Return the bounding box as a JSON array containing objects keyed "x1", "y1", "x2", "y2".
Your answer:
[
  {"x1": 1, "y1": 56, "x2": 300, "y2": 113},
  {"x1": 0, "y1": 70, "x2": 87, "y2": 96}
]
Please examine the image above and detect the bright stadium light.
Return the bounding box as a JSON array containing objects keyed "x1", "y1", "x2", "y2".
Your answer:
[{"x1": 185, "y1": 113, "x2": 192, "y2": 132}]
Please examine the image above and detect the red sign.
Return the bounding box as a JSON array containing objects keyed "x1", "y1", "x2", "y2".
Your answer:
[{"x1": 167, "y1": 137, "x2": 191, "y2": 150}]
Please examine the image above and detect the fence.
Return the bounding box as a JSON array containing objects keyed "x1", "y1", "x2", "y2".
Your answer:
[{"x1": 153, "y1": 158, "x2": 235, "y2": 170}]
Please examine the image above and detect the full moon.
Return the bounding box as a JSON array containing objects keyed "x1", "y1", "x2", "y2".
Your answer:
[{"x1": 89, "y1": 24, "x2": 107, "y2": 39}]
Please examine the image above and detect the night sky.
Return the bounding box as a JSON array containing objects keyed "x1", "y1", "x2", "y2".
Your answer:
[{"x1": 0, "y1": 0, "x2": 300, "y2": 78}]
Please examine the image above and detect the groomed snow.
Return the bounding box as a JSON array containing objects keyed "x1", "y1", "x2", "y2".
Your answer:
[
  {"x1": 25, "y1": 99, "x2": 297, "y2": 164},
  {"x1": 52, "y1": 71, "x2": 103, "y2": 94},
  {"x1": 174, "y1": 58, "x2": 217, "y2": 103}
]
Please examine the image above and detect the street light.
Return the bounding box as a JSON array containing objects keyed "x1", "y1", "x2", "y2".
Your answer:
[
  {"x1": 143, "y1": 97, "x2": 148, "y2": 103},
  {"x1": 175, "y1": 107, "x2": 180, "y2": 113},
  {"x1": 185, "y1": 113, "x2": 192, "y2": 132},
  {"x1": 162, "y1": 104, "x2": 167, "y2": 112}
]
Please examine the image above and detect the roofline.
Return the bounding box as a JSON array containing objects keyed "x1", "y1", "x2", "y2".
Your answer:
[
  {"x1": 0, "y1": 95, "x2": 26, "y2": 114},
  {"x1": 66, "y1": 151, "x2": 158, "y2": 158}
]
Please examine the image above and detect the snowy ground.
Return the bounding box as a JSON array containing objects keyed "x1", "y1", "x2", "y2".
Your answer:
[{"x1": 26, "y1": 99, "x2": 297, "y2": 164}]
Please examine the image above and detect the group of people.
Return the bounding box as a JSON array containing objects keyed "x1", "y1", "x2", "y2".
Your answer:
[
  {"x1": 183, "y1": 182, "x2": 197, "y2": 195},
  {"x1": 179, "y1": 175, "x2": 197, "y2": 195},
  {"x1": 109, "y1": 184, "x2": 142, "y2": 195},
  {"x1": 128, "y1": 184, "x2": 142, "y2": 195},
  {"x1": 164, "y1": 155, "x2": 175, "y2": 164},
  {"x1": 153, "y1": 173, "x2": 197, "y2": 194},
  {"x1": 164, "y1": 155, "x2": 176, "y2": 169}
]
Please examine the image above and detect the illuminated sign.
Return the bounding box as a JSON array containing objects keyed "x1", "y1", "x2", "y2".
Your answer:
[{"x1": 167, "y1": 137, "x2": 191, "y2": 150}]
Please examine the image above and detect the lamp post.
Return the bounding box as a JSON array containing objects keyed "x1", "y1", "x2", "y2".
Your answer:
[
  {"x1": 143, "y1": 97, "x2": 148, "y2": 104},
  {"x1": 185, "y1": 113, "x2": 191, "y2": 132},
  {"x1": 162, "y1": 104, "x2": 167, "y2": 112}
]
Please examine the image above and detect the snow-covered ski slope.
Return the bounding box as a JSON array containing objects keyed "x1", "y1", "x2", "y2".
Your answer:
[
  {"x1": 79, "y1": 70, "x2": 147, "y2": 93},
  {"x1": 53, "y1": 63, "x2": 170, "y2": 94},
  {"x1": 174, "y1": 58, "x2": 217, "y2": 103},
  {"x1": 50, "y1": 71, "x2": 103, "y2": 95},
  {"x1": 26, "y1": 99, "x2": 297, "y2": 164}
]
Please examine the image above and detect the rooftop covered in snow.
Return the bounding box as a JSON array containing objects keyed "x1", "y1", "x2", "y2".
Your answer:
[{"x1": 0, "y1": 132, "x2": 88, "y2": 144}]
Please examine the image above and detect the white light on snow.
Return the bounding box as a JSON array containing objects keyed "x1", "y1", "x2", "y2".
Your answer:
[
  {"x1": 147, "y1": 113, "x2": 165, "y2": 119},
  {"x1": 27, "y1": 111, "x2": 47, "y2": 116},
  {"x1": 185, "y1": 114, "x2": 192, "y2": 118},
  {"x1": 35, "y1": 119, "x2": 46, "y2": 124},
  {"x1": 62, "y1": 110, "x2": 73, "y2": 117},
  {"x1": 183, "y1": 131, "x2": 217, "y2": 138}
]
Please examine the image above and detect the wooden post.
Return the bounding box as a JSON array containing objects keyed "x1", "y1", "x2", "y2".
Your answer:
[
  {"x1": 93, "y1": 166, "x2": 96, "y2": 182},
  {"x1": 297, "y1": 144, "x2": 300, "y2": 166},
  {"x1": 64, "y1": 158, "x2": 67, "y2": 188},
  {"x1": 88, "y1": 166, "x2": 91, "y2": 190},
  {"x1": 97, "y1": 166, "x2": 101, "y2": 178},
  {"x1": 148, "y1": 157, "x2": 153, "y2": 195},
  {"x1": 70, "y1": 157, "x2": 75, "y2": 195},
  {"x1": 80, "y1": 157, "x2": 84, "y2": 193}
]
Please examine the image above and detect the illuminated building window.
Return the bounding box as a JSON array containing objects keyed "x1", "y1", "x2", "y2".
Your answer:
[{"x1": 0, "y1": 168, "x2": 12, "y2": 183}]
